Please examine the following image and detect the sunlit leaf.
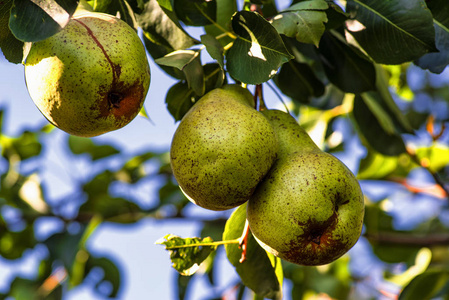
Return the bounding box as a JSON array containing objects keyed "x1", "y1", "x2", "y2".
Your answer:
[
  {"x1": 226, "y1": 11, "x2": 293, "y2": 84},
  {"x1": 88, "y1": 0, "x2": 137, "y2": 28},
  {"x1": 271, "y1": 0, "x2": 329, "y2": 46},
  {"x1": 156, "y1": 234, "x2": 217, "y2": 276},
  {"x1": 223, "y1": 204, "x2": 283, "y2": 300},
  {"x1": 357, "y1": 150, "x2": 399, "y2": 179}
]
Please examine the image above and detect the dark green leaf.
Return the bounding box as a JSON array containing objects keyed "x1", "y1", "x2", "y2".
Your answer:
[
  {"x1": 346, "y1": 0, "x2": 437, "y2": 64},
  {"x1": 81, "y1": 171, "x2": 143, "y2": 222},
  {"x1": 45, "y1": 230, "x2": 85, "y2": 269},
  {"x1": 116, "y1": 152, "x2": 155, "y2": 183},
  {"x1": 0, "y1": 225, "x2": 36, "y2": 260},
  {"x1": 9, "y1": 0, "x2": 79, "y2": 42},
  {"x1": 85, "y1": 255, "x2": 121, "y2": 298},
  {"x1": 176, "y1": 272, "x2": 193, "y2": 300},
  {"x1": 88, "y1": 0, "x2": 137, "y2": 28},
  {"x1": 165, "y1": 63, "x2": 225, "y2": 121},
  {"x1": 201, "y1": 34, "x2": 225, "y2": 70},
  {"x1": 316, "y1": 31, "x2": 375, "y2": 93},
  {"x1": 182, "y1": 52, "x2": 205, "y2": 96},
  {"x1": 204, "y1": 0, "x2": 236, "y2": 46},
  {"x1": 68, "y1": 136, "x2": 120, "y2": 160},
  {"x1": 415, "y1": 0, "x2": 449, "y2": 73},
  {"x1": 156, "y1": 234, "x2": 217, "y2": 276},
  {"x1": 273, "y1": 60, "x2": 325, "y2": 104},
  {"x1": 136, "y1": 0, "x2": 197, "y2": 79},
  {"x1": 0, "y1": 0, "x2": 24, "y2": 64},
  {"x1": 174, "y1": 0, "x2": 216, "y2": 26},
  {"x1": 165, "y1": 81, "x2": 196, "y2": 121},
  {"x1": 399, "y1": 269, "x2": 449, "y2": 300},
  {"x1": 271, "y1": 0, "x2": 329, "y2": 46},
  {"x1": 324, "y1": 2, "x2": 349, "y2": 30},
  {"x1": 353, "y1": 94, "x2": 406, "y2": 156},
  {"x1": 223, "y1": 204, "x2": 283, "y2": 300},
  {"x1": 1, "y1": 131, "x2": 42, "y2": 161},
  {"x1": 226, "y1": 11, "x2": 293, "y2": 84}
]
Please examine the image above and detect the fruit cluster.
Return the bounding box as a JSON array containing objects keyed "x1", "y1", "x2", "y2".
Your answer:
[{"x1": 170, "y1": 85, "x2": 365, "y2": 266}]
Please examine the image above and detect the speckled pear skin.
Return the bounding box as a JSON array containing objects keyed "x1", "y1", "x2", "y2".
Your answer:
[
  {"x1": 170, "y1": 85, "x2": 278, "y2": 211},
  {"x1": 247, "y1": 109, "x2": 364, "y2": 266},
  {"x1": 24, "y1": 12, "x2": 151, "y2": 137}
]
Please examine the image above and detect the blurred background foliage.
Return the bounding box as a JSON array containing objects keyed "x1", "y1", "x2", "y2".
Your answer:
[{"x1": 1, "y1": 0, "x2": 449, "y2": 299}]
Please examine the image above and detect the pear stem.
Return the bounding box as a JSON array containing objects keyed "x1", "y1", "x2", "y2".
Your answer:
[
  {"x1": 255, "y1": 84, "x2": 267, "y2": 111},
  {"x1": 238, "y1": 219, "x2": 251, "y2": 263}
]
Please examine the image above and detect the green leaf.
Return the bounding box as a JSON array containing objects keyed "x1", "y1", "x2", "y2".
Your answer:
[
  {"x1": 1, "y1": 131, "x2": 42, "y2": 161},
  {"x1": 174, "y1": 0, "x2": 216, "y2": 26},
  {"x1": 357, "y1": 150, "x2": 399, "y2": 179},
  {"x1": 85, "y1": 255, "x2": 121, "y2": 298},
  {"x1": 364, "y1": 204, "x2": 421, "y2": 264},
  {"x1": 324, "y1": 2, "x2": 349, "y2": 30},
  {"x1": 0, "y1": 0, "x2": 25, "y2": 64},
  {"x1": 45, "y1": 230, "x2": 85, "y2": 270},
  {"x1": 68, "y1": 135, "x2": 120, "y2": 160},
  {"x1": 155, "y1": 49, "x2": 205, "y2": 96},
  {"x1": 88, "y1": 0, "x2": 137, "y2": 28},
  {"x1": 165, "y1": 63, "x2": 225, "y2": 121},
  {"x1": 0, "y1": 225, "x2": 36, "y2": 260},
  {"x1": 156, "y1": 234, "x2": 217, "y2": 276},
  {"x1": 414, "y1": 0, "x2": 449, "y2": 73},
  {"x1": 353, "y1": 94, "x2": 406, "y2": 156},
  {"x1": 399, "y1": 269, "x2": 449, "y2": 300},
  {"x1": 374, "y1": 65, "x2": 413, "y2": 134},
  {"x1": 223, "y1": 204, "x2": 283, "y2": 300},
  {"x1": 136, "y1": 0, "x2": 197, "y2": 79},
  {"x1": 273, "y1": 60, "x2": 325, "y2": 104},
  {"x1": 116, "y1": 152, "x2": 155, "y2": 183},
  {"x1": 271, "y1": 0, "x2": 329, "y2": 46},
  {"x1": 415, "y1": 143, "x2": 449, "y2": 173},
  {"x1": 9, "y1": 0, "x2": 79, "y2": 43},
  {"x1": 316, "y1": 31, "x2": 376, "y2": 93},
  {"x1": 226, "y1": 11, "x2": 293, "y2": 84},
  {"x1": 346, "y1": 0, "x2": 437, "y2": 64},
  {"x1": 201, "y1": 34, "x2": 225, "y2": 70},
  {"x1": 155, "y1": 49, "x2": 200, "y2": 69},
  {"x1": 165, "y1": 81, "x2": 196, "y2": 121},
  {"x1": 204, "y1": 0, "x2": 237, "y2": 46}
]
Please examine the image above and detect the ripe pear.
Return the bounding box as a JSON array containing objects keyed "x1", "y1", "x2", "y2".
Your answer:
[
  {"x1": 247, "y1": 109, "x2": 364, "y2": 266},
  {"x1": 24, "y1": 11, "x2": 151, "y2": 137},
  {"x1": 170, "y1": 85, "x2": 278, "y2": 211}
]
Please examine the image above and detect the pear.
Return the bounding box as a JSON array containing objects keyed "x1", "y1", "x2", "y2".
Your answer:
[
  {"x1": 247, "y1": 109, "x2": 364, "y2": 266},
  {"x1": 24, "y1": 11, "x2": 151, "y2": 137},
  {"x1": 170, "y1": 85, "x2": 278, "y2": 211}
]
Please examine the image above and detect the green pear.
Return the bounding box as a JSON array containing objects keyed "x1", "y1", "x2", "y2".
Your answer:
[
  {"x1": 170, "y1": 85, "x2": 278, "y2": 211},
  {"x1": 24, "y1": 11, "x2": 151, "y2": 137},
  {"x1": 247, "y1": 109, "x2": 364, "y2": 266}
]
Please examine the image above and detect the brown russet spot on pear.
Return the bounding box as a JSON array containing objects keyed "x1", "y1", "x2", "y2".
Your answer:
[
  {"x1": 170, "y1": 85, "x2": 278, "y2": 211},
  {"x1": 247, "y1": 109, "x2": 364, "y2": 266},
  {"x1": 24, "y1": 11, "x2": 151, "y2": 137}
]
